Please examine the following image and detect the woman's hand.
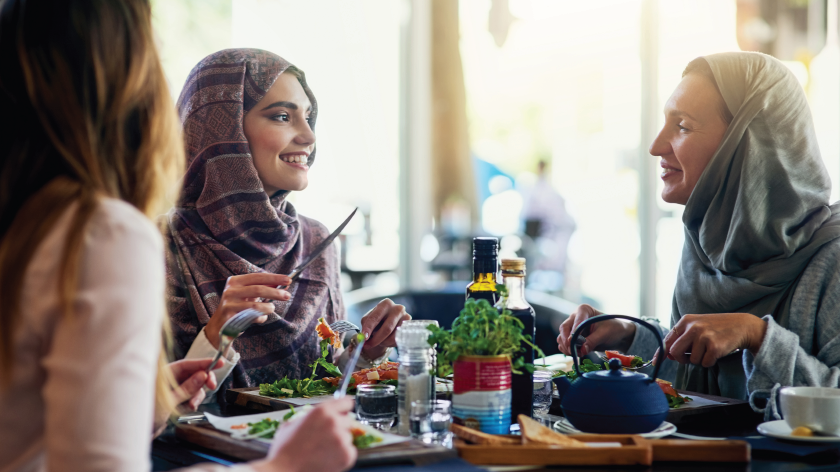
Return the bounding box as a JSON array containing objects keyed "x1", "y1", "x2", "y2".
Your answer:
[
  {"x1": 153, "y1": 358, "x2": 222, "y2": 436},
  {"x1": 252, "y1": 398, "x2": 357, "y2": 472},
  {"x1": 206, "y1": 273, "x2": 292, "y2": 348},
  {"x1": 556, "y1": 304, "x2": 636, "y2": 356},
  {"x1": 657, "y1": 313, "x2": 767, "y2": 368},
  {"x1": 359, "y1": 299, "x2": 411, "y2": 361}
]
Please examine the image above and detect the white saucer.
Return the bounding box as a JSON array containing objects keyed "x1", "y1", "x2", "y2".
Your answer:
[
  {"x1": 553, "y1": 417, "x2": 677, "y2": 439},
  {"x1": 757, "y1": 420, "x2": 840, "y2": 442}
]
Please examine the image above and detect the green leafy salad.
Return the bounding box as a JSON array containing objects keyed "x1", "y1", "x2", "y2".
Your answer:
[
  {"x1": 243, "y1": 408, "x2": 297, "y2": 438},
  {"x1": 242, "y1": 407, "x2": 383, "y2": 449},
  {"x1": 258, "y1": 319, "x2": 350, "y2": 398},
  {"x1": 427, "y1": 285, "x2": 545, "y2": 377},
  {"x1": 551, "y1": 358, "x2": 605, "y2": 381},
  {"x1": 667, "y1": 394, "x2": 692, "y2": 408}
]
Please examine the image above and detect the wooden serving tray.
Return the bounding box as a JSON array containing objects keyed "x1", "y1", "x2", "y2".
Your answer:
[
  {"x1": 650, "y1": 439, "x2": 750, "y2": 463},
  {"x1": 456, "y1": 435, "x2": 652, "y2": 466},
  {"x1": 175, "y1": 422, "x2": 457, "y2": 467},
  {"x1": 666, "y1": 390, "x2": 751, "y2": 422},
  {"x1": 455, "y1": 435, "x2": 750, "y2": 466}
]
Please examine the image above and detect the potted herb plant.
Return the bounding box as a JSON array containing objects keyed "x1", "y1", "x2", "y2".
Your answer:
[{"x1": 426, "y1": 285, "x2": 543, "y2": 433}]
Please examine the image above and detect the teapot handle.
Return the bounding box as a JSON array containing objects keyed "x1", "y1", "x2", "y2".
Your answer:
[{"x1": 570, "y1": 314, "x2": 666, "y2": 382}]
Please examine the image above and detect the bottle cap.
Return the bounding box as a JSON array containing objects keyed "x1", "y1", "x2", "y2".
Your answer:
[
  {"x1": 473, "y1": 237, "x2": 499, "y2": 258},
  {"x1": 501, "y1": 257, "x2": 526, "y2": 275},
  {"x1": 396, "y1": 325, "x2": 431, "y2": 349}
]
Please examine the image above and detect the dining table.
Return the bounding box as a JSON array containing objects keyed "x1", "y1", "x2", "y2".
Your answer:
[{"x1": 151, "y1": 392, "x2": 840, "y2": 472}]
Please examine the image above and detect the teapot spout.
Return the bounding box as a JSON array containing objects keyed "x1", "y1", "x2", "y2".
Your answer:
[{"x1": 552, "y1": 376, "x2": 572, "y2": 402}]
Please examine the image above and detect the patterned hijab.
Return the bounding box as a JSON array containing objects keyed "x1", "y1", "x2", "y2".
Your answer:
[
  {"x1": 164, "y1": 49, "x2": 344, "y2": 403},
  {"x1": 672, "y1": 52, "x2": 840, "y2": 398}
]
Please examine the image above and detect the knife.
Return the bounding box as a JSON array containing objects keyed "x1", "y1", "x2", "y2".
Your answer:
[
  {"x1": 277, "y1": 207, "x2": 357, "y2": 289},
  {"x1": 335, "y1": 334, "x2": 366, "y2": 398}
]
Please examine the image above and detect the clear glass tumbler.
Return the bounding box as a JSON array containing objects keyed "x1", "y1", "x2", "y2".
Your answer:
[
  {"x1": 355, "y1": 384, "x2": 397, "y2": 430},
  {"x1": 409, "y1": 399, "x2": 452, "y2": 447},
  {"x1": 533, "y1": 370, "x2": 553, "y2": 418}
]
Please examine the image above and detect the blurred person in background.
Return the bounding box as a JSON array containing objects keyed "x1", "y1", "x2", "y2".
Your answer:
[
  {"x1": 521, "y1": 160, "x2": 576, "y2": 290},
  {"x1": 165, "y1": 49, "x2": 409, "y2": 405},
  {"x1": 0, "y1": 1, "x2": 357, "y2": 470},
  {"x1": 558, "y1": 53, "x2": 840, "y2": 419}
]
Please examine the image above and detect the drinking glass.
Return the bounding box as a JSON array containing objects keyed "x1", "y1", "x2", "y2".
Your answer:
[
  {"x1": 355, "y1": 384, "x2": 397, "y2": 430},
  {"x1": 533, "y1": 370, "x2": 553, "y2": 417},
  {"x1": 410, "y1": 399, "x2": 452, "y2": 447}
]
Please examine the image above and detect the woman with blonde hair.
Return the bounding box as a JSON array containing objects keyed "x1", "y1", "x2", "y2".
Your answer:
[{"x1": 0, "y1": 0, "x2": 356, "y2": 471}]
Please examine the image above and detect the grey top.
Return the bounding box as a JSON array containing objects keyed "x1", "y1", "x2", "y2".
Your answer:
[
  {"x1": 670, "y1": 52, "x2": 840, "y2": 398},
  {"x1": 628, "y1": 237, "x2": 840, "y2": 419}
]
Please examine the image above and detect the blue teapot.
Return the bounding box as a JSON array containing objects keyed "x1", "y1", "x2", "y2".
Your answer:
[{"x1": 559, "y1": 314, "x2": 669, "y2": 434}]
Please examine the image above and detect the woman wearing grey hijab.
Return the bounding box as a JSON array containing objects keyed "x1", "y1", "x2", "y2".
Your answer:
[{"x1": 557, "y1": 52, "x2": 840, "y2": 418}]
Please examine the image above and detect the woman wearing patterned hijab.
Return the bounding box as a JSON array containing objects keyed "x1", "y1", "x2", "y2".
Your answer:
[
  {"x1": 165, "y1": 49, "x2": 409, "y2": 403},
  {"x1": 557, "y1": 52, "x2": 840, "y2": 416}
]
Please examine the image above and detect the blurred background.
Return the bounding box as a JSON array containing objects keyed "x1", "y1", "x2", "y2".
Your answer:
[{"x1": 152, "y1": 0, "x2": 840, "y2": 356}]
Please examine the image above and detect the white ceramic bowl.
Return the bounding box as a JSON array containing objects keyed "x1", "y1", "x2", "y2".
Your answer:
[{"x1": 779, "y1": 386, "x2": 840, "y2": 435}]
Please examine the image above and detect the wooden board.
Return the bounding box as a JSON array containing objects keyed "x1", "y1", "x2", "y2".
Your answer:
[
  {"x1": 455, "y1": 435, "x2": 653, "y2": 466},
  {"x1": 666, "y1": 390, "x2": 751, "y2": 423},
  {"x1": 174, "y1": 423, "x2": 457, "y2": 467},
  {"x1": 650, "y1": 439, "x2": 750, "y2": 463},
  {"x1": 455, "y1": 435, "x2": 750, "y2": 466}
]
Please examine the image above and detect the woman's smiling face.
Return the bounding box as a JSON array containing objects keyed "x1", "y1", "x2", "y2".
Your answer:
[
  {"x1": 244, "y1": 72, "x2": 315, "y2": 195},
  {"x1": 649, "y1": 73, "x2": 729, "y2": 205}
]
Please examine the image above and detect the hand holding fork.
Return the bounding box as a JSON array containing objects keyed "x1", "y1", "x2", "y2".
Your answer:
[{"x1": 205, "y1": 273, "x2": 292, "y2": 349}]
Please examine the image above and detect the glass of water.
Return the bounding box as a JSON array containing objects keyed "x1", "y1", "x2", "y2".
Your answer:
[
  {"x1": 533, "y1": 370, "x2": 553, "y2": 417},
  {"x1": 409, "y1": 399, "x2": 452, "y2": 447},
  {"x1": 355, "y1": 384, "x2": 397, "y2": 430}
]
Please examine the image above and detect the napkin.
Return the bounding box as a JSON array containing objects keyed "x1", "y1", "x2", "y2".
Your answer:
[{"x1": 731, "y1": 436, "x2": 840, "y2": 463}]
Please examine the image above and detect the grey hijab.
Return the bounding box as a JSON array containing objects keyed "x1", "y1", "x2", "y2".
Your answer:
[{"x1": 672, "y1": 52, "x2": 840, "y2": 399}]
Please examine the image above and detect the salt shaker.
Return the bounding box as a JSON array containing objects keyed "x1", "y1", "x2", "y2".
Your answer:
[{"x1": 396, "y1": 325, "x2": 434, "y2": 435}]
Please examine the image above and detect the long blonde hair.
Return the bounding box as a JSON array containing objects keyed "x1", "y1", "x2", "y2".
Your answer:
[{"x1": 0, "y1": 0, "x2": 182, "y2": 412}]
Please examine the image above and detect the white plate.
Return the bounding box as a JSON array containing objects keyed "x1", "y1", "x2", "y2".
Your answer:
[
  {"x1": 757, "y1": 420, "x2": 840, "y2": 443},
  {"x1": 204, "y1": 411, "x2": 410, "y2": 448},
  {"x1": 553, "y1": 417, "x2": 677, "y2": 439}
]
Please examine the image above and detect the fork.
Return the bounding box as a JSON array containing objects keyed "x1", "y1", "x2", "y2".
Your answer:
[
  {"x1": 595, "y1": 353, "x2": 655, "y2": 371},
  {"x1": 573, "y1": 337, "x2": 654, "y2": 371},
  {"x1": 205, "y1": 309, "x2": 265, "y2": 374},
  {"x1": 329, "y1": 320, "x2": 361, "y2": 336}
]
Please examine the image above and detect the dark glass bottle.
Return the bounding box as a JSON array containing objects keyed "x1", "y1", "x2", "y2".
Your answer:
[
  {"x1": 497, "y1": 258, "x2": 535, "y2": 422},
  {"x1": 466, "y1": 237, "x2": 499, "y2": 304}
]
